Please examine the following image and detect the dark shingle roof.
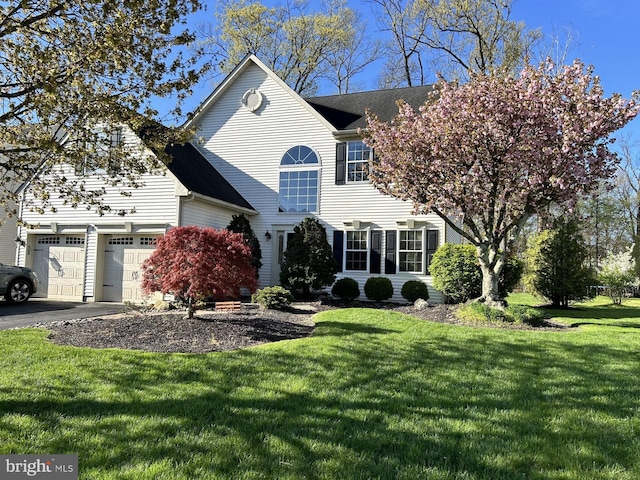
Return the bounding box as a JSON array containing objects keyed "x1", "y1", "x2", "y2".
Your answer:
[
  {"x1": 165, "y1": 143, "x2": 255, "y2": 212},
  {"x1": 305, "y1": 85, "x2": 436, "y2": 131}
]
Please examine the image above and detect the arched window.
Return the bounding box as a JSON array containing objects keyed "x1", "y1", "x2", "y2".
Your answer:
[{"x1": 278, "y1": 146, "x2": 320, "y2": 213}]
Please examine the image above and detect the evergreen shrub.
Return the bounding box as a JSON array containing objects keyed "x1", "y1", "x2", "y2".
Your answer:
[
  {"x1": 401, "y1": 280, "x2": 430, "y2": 303},
  {"x1": 364, "y1": 277, "x2": 394, "y2": 301},
  {"x1": 332, "y1": 278, "x2": 360, "y2": 300},
  {"x1": 251, "y1": 286, "x2": 293, "y2": 310}
]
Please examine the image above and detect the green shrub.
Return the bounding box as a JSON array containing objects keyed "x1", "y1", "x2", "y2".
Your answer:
[
  {"x1": 430, "y1": 244, "x2": 482, "y2": 303},
  {"x1": 226, "y1": 213, "x2": 263, "y2": 276},
  {"x1": 455, "y1": 302, "x2": 506, "y2": 323},
  {"x1": 500, "y1": 257, "x2": 525, "y2": 297},
  {"x1": 401, "y1": 280, "x2": 430, "y2": 303},
  {"x1": 280, "y1": 217, "x2": 337, "y2": 298},
  {"x1": 525, "y1": 216, "x2": 595, "y2": 308},
  {"x1": 364, "y1": 277, "x2": 394, "y2": 301},
  {"x1": 431, "y1": 243, "x2": 524, "y2": 304},
  {"x1": 332, "y1": 277, "x2": 360, "y2": 300},
  {"x1": 251, "y1": 286, "x2": 293, "y2": 310},
  {"x1": 454, "y1": 302, "x2": 545, "y2": 326},
  {"x1": 507, "y1": 305, "x2": 546, "y2": 326}
]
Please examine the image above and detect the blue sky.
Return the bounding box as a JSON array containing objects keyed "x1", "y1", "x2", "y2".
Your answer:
[
  {"x1": 171, "y1": 0, "x2": 639, "y2": 145},
  {"x1": 511, "y1": 0, "x2": 640, "y2": 143}
]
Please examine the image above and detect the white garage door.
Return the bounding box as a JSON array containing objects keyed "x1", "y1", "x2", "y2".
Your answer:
[
  {"x1": 102, "y1": 235, "x2": 158, "y2": 303},
  {"x1": 33, "y1": 235, "x2": 86, "y2": 300}
]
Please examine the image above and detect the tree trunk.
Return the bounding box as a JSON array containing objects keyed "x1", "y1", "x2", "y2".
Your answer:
[
  {"x1": 477, "y1": 246, "x2": 506, "y2": 309},
  {"x1": 186, "y1": 297, "x2": 195, "y2": 319}
]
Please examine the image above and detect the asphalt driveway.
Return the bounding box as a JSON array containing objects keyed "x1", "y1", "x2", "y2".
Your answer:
[{"x1": 0, "y1": 298, "x2": 124, "y2": 330}]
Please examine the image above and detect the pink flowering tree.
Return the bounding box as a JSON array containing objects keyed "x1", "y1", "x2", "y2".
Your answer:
[
  {"x1": 364, "y1": 59, "x2": 639, "y2": 307},
  {"x1": 142, "y1": 226, "x2": 258, "y2": 318}
]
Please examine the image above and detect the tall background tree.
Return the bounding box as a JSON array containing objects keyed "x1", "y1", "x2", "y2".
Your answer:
[
  {"x1": 369, "y1": 0, "x2": 431, "y2": 87},
  {"x1": 364, "y1": 59, "x2": 638, "y2": 307},
  {"x1": 369, "y1": 0, "x2": 542, "y2": 87},
  {"x1": 0, "y1": 0, "x2": 205, "y2": 216},
  {"x1": 198, "y1": 0, "x2": 379, "y2": 95},
  {"x1": 614, "y1": 136, "x2": 640, "y2": 276}
]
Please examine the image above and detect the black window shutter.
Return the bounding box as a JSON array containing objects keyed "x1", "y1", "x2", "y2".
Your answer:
[
  {"x1": 333, "y1": 230, "x2": 344, "y2": 273},
  {"x1": 370, "y1": 230, "x2": 382, "y2": 274},
  {"x1": 385, "y1": 230, "x2": 396, "y2": 274},
  {"x1": 426, "y1": 230, "x2": 439, "y2": 273},
  {"x1": 335, "y1": 143, "x2": 346, "y2": 185}
]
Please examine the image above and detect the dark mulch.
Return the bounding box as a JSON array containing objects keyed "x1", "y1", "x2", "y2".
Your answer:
[
  {"x1": 44, "y1": 301, "x2": 565, "y2": 354},
  {"x1": 46, "y1": 306, "x2": 317, "y2": 354}
]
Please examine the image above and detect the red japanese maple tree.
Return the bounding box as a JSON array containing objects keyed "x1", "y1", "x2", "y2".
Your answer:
[
  {"x1": 364, "y1": 59, "x2": 639, "y2": 306},
  {"x1": 142, "y1": 226, "x2": 258, "y2": 318}
]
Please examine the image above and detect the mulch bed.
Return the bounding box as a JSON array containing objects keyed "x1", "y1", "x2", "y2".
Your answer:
[
  {"x1": 45, "y1": 306, "x2": 317, "y2": 354},
  {"x1": 43, "y1": 301, "x2": 566, "y2": 354}
]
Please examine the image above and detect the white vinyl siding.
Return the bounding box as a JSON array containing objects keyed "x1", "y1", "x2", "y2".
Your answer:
[
  {"x1": 191, "y1": 61, "x2": 451, "y2": 300},
  {"x1": 180, "y1": 198, "x2": 238, "y2": 230},
  {"x1": 195, "y1": 63, "x2": 338, "y2": 287}
]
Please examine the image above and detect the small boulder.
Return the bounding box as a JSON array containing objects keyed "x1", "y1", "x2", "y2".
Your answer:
[{"x1": 414, "y1": 298, "x2": 431, "y2": 310}]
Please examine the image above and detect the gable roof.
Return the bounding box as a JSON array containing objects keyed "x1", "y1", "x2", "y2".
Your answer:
[
  {"x1": 184, "y1": 54, "x2": 438, "y2": 136},
  {"x1": 305, "y1": 85, "x2": 436, "y2": 132},
  {"x1": 184, "y1": 55, "x2": 336, "y2": 132},
  {"x1": 165, "y1": 143, "x2": 256, "y2": 213}
]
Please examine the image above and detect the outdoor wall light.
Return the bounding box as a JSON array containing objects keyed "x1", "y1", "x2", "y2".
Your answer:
[{"x1": 264, "y1": 231, "x2": 272, "y2": 240}]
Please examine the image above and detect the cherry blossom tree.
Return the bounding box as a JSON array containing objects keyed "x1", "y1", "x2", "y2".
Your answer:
[
  {"x1": 142, "y1": 226, "x2": 258, "y2": 318},
  {"x1": 364, "y1": 59, "x2": 639, "y2": 307}
]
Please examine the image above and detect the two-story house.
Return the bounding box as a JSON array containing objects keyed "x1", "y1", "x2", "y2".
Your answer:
[{"x1": 15, "y1": 55, "x2": 459, "y2": 303}]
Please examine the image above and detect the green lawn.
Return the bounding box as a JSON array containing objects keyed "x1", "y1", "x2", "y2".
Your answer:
[{"x1": 1, "y1": 298, "x2": 640, "y2": 479}]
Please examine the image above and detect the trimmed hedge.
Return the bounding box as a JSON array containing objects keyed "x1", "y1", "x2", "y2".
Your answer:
[
  {"x1": 401, "y1": 280, "x2": 430, "y2": 303},
  {"x1": 332, "y1": 277, "x2": 360, "y2": 300},
  {"x1": 364, "y1": 277, "x2": 394, "y2": 301}
]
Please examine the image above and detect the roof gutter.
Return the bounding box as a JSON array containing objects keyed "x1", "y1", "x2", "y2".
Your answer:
[{"x1": 187, "y1": 191, "x2": 258, "y2": 216}]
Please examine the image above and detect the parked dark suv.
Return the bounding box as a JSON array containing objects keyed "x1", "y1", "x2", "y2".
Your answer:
[{"x1": 0, "y1": 263, "x2": 38, "y2": 303}]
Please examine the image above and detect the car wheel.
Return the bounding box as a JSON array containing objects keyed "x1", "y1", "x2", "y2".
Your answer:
[{"x1": 5, "y1": 279, "x2": 32, "y2": 304}]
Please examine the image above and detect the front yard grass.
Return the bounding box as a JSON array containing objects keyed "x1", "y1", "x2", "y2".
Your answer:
[{"x1": 1, "y1": 300, "x2": 640, "y2": 479}]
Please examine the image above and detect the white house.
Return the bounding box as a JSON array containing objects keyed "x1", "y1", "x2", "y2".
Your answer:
[
  {"x1": 0, "y1": 203, "x2": 19, "y2": 265},
  {"x1": 17, "y1": 130, "x2": 256, "y2": 303},
  {"x1": 15, "y1": 55, "x2": 460, "y2": 303}
]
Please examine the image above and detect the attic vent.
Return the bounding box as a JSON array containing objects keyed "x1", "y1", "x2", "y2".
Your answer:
[{"x1": 242, "y1": 88, "x2": 263, "y2": 112}]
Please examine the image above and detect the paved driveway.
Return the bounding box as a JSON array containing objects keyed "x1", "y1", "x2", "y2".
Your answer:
[{"x1": 0, "y1": 299, "x2": 124, "y2": 330}]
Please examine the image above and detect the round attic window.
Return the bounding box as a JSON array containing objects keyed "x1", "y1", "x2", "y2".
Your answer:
[{"x1": 242, "y1": 88, "x2": 263, "y2": 112}]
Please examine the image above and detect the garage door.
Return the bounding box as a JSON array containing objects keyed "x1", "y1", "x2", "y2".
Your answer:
[
  {"x1": 33, "y1": 235, "x2": 86, "y2": 300},
  {"x1": 102, "y1": 235, "x2": 158, "y2": 303}
]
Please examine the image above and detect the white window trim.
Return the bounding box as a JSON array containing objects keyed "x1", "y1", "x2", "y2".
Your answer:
[
  {"x1": 344, "y1": 228, "x2": 369, "y2": 272},
  {"x1": 278, "y1": 145, "x2": 322, "y2": 214},
  {"x1": 398, "y1": 228, "x2": 425, "y2": 273},
  {"x1": 346, "y1": 140, "x2": 372, "y2": 183}
]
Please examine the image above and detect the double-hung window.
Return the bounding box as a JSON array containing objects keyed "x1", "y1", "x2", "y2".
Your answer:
[
  {"x1": 278, "y1": 145, "x2": 320, "y2": 213},
  {"x1": 347, "y1": 141, "x2": 371, "y2": 182},
  {"x1": 345, "y1": 230, "x2": 368, "y2": 271},
  {"x1": 75, "y1": 126, "x2": 125, "y2": 176},
  {"x1": 398, "y1": 230, "x2": 423, "y2": 273}
]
